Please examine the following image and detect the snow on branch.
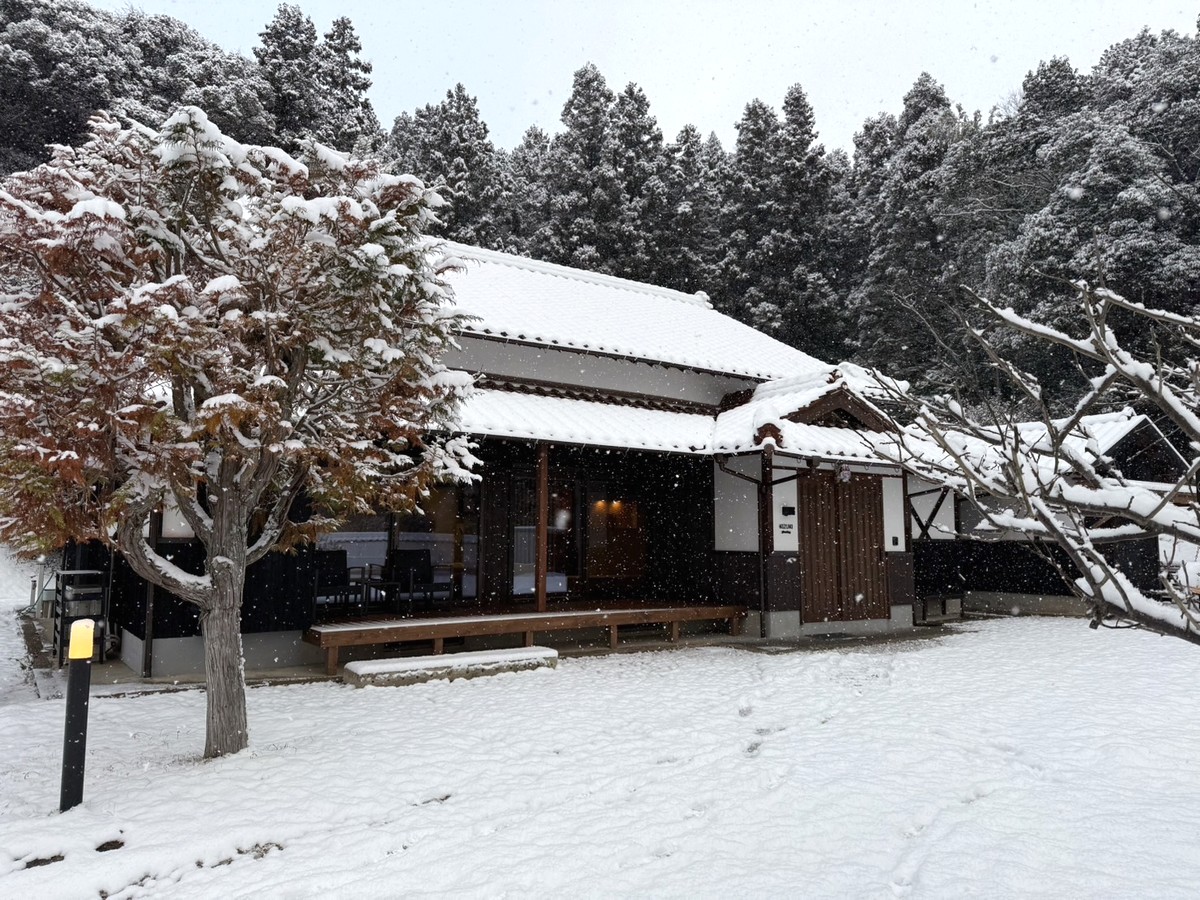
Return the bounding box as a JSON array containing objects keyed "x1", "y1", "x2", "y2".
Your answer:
[
  {"x1": 874, "y1": 281, "x2": 1200, "y2": 642},
  {"x1": 0, "y1": 107, "x2": 475, "y2": 609}
]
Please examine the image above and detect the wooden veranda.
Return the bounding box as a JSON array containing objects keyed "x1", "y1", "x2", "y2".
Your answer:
[{"x1": 303, "y1": 602, "x2": 747, "y2": 675}]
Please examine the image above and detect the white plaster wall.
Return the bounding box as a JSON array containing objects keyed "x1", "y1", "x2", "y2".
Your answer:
[
  {"x1": 882, "y1": 477, "x2": 906, "y2": 551},
  {"x1": 773, "y1": 478, "x2": 799, "y2": 553},
  {"x1": 908, "y1": 477, "x2": 957, "y2": 540},
  {"x1": 714, "y1": 456, "x2": 759, "y2": 552},
  {"x1": 444, "y1": 336, "x2": 753, "y2": 405}
]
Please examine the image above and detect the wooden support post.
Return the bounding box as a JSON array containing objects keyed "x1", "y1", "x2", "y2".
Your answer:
[
  {"x1": 758, "y1": 448, "x2": 775, "y2": 639},
  {"x1": 325, "y1": 647, "x2": 339, "y2": 676},
  {"x1": 609, "y1": 624, "x2": 619, "y2": 650},
  {"x1": 730, "y1": 614, "x2": 744, "y2": 637},
  {"x1": 536, "y1": 442, "x2": 549, "y2": 613},
  {"x1": 669, "y1": 620, "x2": 681, "y2": 642},
  {"x1": 433, "y1": 637, "x2": 444, "y2": 655},
  {"x1": 523, "y1": 631, "x2": 535, "y2": 647}
]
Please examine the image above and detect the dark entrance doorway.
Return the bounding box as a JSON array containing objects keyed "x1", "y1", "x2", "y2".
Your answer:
[{"x1": 797, "y1": 473, "x2": 888, "y2": 622}]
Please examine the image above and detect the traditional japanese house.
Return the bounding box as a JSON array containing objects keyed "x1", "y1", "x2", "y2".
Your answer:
[{"x1": 104, "y1": 243, "x2": 917, "y2": 676}]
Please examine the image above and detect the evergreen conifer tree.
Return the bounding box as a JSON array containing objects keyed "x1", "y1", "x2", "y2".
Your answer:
[
  {"x1": 715, "y1": 98, "x2": 782, "y2": 323},
  {"x1": 386, "y1": 84, "x2": 509, "y2": 248},
  {"x1": 851, "y1": 73, "x2": 976, "y2": 388},
  {"x1": 254, "y1": 4, "x2": 323, "y2": 150},
  {"x1": 609, "y1": 82, "x2": 670, "y2": 282},
  {"x1": 0, "y1": 0, "x2": 132, "y2": 172},
  {"x1": 314, "y1": 17, "x2": 381, "y2": 152},
  {"x1": 534, "y1": 63, "x2": 623, "y2": 272},
  {"x1": 657, "y1": 124, "x2": 723, "y2": 293},
  {"x1": 504, "y1": 125, "x2": 554, "y2": 253}
]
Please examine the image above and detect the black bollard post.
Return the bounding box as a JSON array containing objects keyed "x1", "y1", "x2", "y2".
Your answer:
[{"x1": 59, "y1": 618, "x2": 94, "y2": 813}]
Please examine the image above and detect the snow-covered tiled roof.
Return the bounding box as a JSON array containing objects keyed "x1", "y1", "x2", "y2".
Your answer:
[
  {"x1": 728, "y1": 369, "x2": 889, "y2": 428},
  {"x1": 710, "y1": 369, "x2": 895, "y2": 461},
  {"x1": 457, "y1": 387, "x2": 899, "y2": 465},
  {"x1": 901, "y1": 409, "x2": 1164, "y2": 482},
  {"x1": 713, "y1": 401, "x2": 892, "y2": 461},
  {"x1": 439, "y1": 242, "x2": 833, "y2": 381},
  {"x1": 456, "y1": 389, "x2": 715, "y2": 454},
  {"x1": 1015, "y1": 409, "x2": 1144, "y2": 456}
]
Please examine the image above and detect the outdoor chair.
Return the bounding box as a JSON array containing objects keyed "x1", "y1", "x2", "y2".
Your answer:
[
  {"x1": 379, "y1": 548, "x2": 440, "y2": 615},
  {"x1": 312, "y1": 548, "x2": 359, "y2": 621}
]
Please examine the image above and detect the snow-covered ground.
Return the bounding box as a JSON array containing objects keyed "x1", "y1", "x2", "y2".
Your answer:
[{"x1": 2, "y1": 610, "x2": 1200, "y2": 898}]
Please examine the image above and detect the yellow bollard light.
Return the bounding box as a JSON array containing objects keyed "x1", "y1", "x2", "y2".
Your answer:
[
  {"x1": 68, "y1": 618, "x2": 95, "y2": 660},
  {"x1": 60, "y1": 618, "x2": 95, "y2": 811}
]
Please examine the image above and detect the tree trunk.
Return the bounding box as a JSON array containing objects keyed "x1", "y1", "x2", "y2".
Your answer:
[{"x1": 201, "y1": 563, "x2": 249, "y2": 758}]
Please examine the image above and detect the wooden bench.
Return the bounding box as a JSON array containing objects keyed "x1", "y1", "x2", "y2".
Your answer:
[{"x1": 303, "y1": 605, "x2": 746, "y2": 675}]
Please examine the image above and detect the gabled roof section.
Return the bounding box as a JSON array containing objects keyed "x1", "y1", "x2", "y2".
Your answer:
[
  {"x1": 713, "y1": 368, "x2": 895, "y2": 456},
  {"x1": 905, "y1": 408, "x2": 1187, "y2": 488},
  {"x1": 1012, "y1": 408, "x2": 1190, "y2": 465},
  {"x1": 437, "y1": 242, "x2": 833, "y2": 381},
  {"x1": 1014, "y1": 409, "x2": 1188, "y2": 484}
]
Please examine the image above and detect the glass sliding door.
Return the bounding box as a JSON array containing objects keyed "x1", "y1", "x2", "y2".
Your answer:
[
  {"x1": 390, "y1": 482, "x2": 480, "y2": 602},
  {"x1": 585, "y1": 486, "x2": 647, "y2": 588},
  {"x1": 510, "y1": 477, "x2": 576, "y2": 597}
]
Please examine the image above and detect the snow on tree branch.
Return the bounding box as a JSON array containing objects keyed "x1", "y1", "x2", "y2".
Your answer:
[
  {"x1": 0, "y1": 107, "x2": 475, "y2": 756},
  {"x1": 875, "y1": 281, "x2": 1200, "y2": 643}
]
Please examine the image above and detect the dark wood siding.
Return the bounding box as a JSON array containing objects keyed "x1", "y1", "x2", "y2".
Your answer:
[
  {"x1": 838, "y1": 476, "x2": 889, "y2": 620},
  {"x1": 717, "y1": 552, "x2": 761, "y2": 607},
  {"x1": 799, "y1": 473, "x2": 889, "y2": 623},
  {"x1": 914, "y1": 536, "x2": 1159, "y2": 599},
  {"x1": 798, "y1": 477, "x2": 840, "y2": 622}
]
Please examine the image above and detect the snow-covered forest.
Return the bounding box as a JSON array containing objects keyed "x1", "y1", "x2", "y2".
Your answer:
[{"x1": 4, "y1": 1, "x2": 1197, "y2": 402}]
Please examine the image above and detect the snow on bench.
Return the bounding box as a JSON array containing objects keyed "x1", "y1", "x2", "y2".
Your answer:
[
  {"x1": 342, "y1": 646, "x2": 559, "y2": 687},
  {"x1": 304, "y1": 605, "x2": 746, "y2": 674}
]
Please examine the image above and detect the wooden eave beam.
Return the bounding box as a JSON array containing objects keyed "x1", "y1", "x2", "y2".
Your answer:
[{"x1": 535, "y1": 442, "x2": 549, "y2": 613}]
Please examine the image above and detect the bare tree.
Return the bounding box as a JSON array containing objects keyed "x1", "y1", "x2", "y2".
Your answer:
[
  {"x1": 0, "y1": 108, "x2": 475, "y2": 756},
  {"x1": 877, "y1": 281, "x2": 1200, "y2": 643}
]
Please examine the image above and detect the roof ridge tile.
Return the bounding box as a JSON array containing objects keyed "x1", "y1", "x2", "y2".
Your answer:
[{"x1": 440, "y1": 240, "x2": 713, "y2": 309}]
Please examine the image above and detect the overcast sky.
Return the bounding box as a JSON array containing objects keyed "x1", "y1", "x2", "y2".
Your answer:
[{"x1": 92, "y1": 1, "x2": 1197, "y2": 153}]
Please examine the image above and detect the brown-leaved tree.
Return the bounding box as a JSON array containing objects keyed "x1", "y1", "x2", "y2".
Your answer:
[{"x1": 0, "y1": 108, "x2": 475, "y2": 756}]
